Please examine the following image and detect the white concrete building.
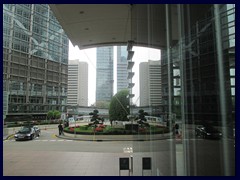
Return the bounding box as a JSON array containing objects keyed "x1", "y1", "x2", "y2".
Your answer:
[
  {"x1": 67, "y1": 60, "x2": 88, "y2": 106},
  {"x1": 139, "y1": 60, "x2": 162, "y2": 106}
]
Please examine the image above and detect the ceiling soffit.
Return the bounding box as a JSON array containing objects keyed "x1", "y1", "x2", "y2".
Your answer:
[
  {"x1": 49, "y1": 4, "x2": 212, "y2": 50},
  {"x1": 49, "y1": 4, "x2": 167, "y2": 50}
]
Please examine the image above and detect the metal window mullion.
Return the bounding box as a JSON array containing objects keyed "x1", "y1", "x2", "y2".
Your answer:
[
  {"x1": 165, "y1": 4, "x2": 176, "y2": 176},
  {"x1": 214, "y1": 4, "x2": 230, "y2": 176},
  {"x1": 178, "y1": 4, "x2": 189, "y2": 176}
]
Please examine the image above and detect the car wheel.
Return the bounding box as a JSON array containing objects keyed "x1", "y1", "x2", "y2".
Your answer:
[{"x1": 31, "y1": 135, "x2": 34, "y2": 140}]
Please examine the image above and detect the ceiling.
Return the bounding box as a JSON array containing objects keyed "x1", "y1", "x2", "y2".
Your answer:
[
  {"x1": 49, "y1": 4, "x2": 212, "y2": 50},
  {"x1": 49, "y1": 4, "x2": 167, "y2": 50}
]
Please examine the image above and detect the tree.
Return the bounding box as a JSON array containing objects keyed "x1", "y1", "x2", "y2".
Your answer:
[
  {"x1": 109, "y1": 89, "x2": 130, "y2": 121},
  {"x1": 47, "y1": 111, "x2": 54, "y2": 120},
  {"x1": 89, "y1": 109, "x2": 103, "y2": 126},
  {"x1": 53, "y1": 110, "x2": 61, "y2": 119},
  {"x1": 47, "y1": 110, "x2": 61, "y2": 120},
  {"x1": 136, "y1": 109, "x2": 149, "y2": 127}
]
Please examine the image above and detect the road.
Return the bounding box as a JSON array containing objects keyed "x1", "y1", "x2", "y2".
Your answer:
[{"x1": 3, "y1": 125, "x2": 235, "y2": 176}]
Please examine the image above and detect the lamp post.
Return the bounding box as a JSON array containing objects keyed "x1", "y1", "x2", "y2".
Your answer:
[{"x1": 74, "y1": 118, "x2": 76, "y2": 138}]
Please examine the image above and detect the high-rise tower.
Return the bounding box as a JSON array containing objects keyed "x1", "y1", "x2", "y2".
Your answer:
[
  {"x1": 139, "y1": 60, "x2": 162, "y2": 107},
  {"x1": 96, "y1": 46, "x2": 114, "y2": 104},
  {"x1": 116, "y1": 46, "x2": 128, "y2": 92},
  {"x1": 67, "y1": 60, "x2": 88, "y2": 107},
  {"x1": 3, "y1": 4, "x2": 69, "y2": 121}
]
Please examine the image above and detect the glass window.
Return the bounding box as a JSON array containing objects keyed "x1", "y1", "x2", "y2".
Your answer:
[
  {"x1": 174, "y1": 88, "x2": 181, "y2": 96},
  {"x1": 230, "y1": 68, "x2": 235, "y2": 76},
  {"x1": 3, "y1": 4, "x2": 235, "y2": 176},
  {"x1": 173, "y1": 69, "x2": 180, "y2": 77},
  {"x1": 174, "y1": 78, "x2": 181, "y2": 86},
  {"x1": 230, "y1": 78, "x2": 235, "y2": 86},
  {"x1": 231, "y1": 88, "x2": 235, "y2": 96}
]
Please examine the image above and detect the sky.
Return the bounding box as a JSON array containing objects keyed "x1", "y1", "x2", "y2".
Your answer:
[{"x1": 68, "y1": 41, "x2": 160, "y2": 106}]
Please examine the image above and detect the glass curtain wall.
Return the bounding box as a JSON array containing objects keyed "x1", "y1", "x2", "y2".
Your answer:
[
  {"x1": 3, "y1": 4, "x2": 69, "y2": 121},
  {"x1": 131, "y1": 4, "x2": 235, "y2": 176}
]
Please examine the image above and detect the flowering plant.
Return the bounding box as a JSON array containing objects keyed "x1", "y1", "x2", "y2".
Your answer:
[{"x1": 95, "y1": 127, "x2": 103, "y2": 132}]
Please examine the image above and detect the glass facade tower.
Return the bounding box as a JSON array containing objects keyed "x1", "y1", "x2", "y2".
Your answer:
[
  {"x1": 3, "y1": 4, "x2": 69, "y2": 121},
  {"x1": 139, "y1": 4, "x2": 235, "y2": 176},
  {"x1": 116, "y1": 46, "x2": 128, "y2": 92},
  {"x1": 96, "y1": 46, "x2": 114, "y2": 103},
  {"x1": 161, "y1": 4, "x2": 235, "y2": 125}
]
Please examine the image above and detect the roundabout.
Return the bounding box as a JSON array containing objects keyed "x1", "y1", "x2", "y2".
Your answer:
[
  {"x1": 60, "y1": 122, "x2": 171, "y2": 142},
  {"x1": 62, "y1": 109, "x2": 170, "y2": 141},
  {"x1": 63, "y1": 123, "x2": 169, "y2": 135}
]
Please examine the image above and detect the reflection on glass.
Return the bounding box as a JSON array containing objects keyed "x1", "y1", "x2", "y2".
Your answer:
[{"x1": 3, "y1": 4, "x2": 235, "y2": 176}]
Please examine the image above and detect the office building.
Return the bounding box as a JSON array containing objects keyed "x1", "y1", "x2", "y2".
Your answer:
[
  {"x1": 96, "y1": 46, "x2": 114, "y2": 103},
  {"x1": 3, "y1": 4, "x2": 69, "y2": 121},
  {"x1": 116, "y1": 46, "x2": 128, "y2": 92},
  {"x1": 161, "y1": 5, "x2": 235, "y2": 124},
  {"x1": 139, "y1": 60, "x2": 162, "y2": 107},
  {"x1": 67, "y1": 60, "x2": 88, "y2": 107}
]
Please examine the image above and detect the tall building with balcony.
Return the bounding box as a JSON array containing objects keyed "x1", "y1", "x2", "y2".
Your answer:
[
  {"x1": 3, "y1": 4, "x2": 69, "y2": 121},
  {"x1": 67, "y1": 60, "x2": 88, "y2": 107},
  {"x1": 96, "y1": 46, "x2": 114, "y2": 103}
]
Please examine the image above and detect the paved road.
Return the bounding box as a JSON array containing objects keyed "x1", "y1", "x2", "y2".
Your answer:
[{"x1": 3, "y1": 125, "x2": 235, "y2": 176}]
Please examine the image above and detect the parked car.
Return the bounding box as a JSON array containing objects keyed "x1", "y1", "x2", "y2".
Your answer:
[
  {"x1": 195, "y1": 125, "x2": 222, "y2": 139},
  {"x1": 14, "y1": 126, "x2": 39, "y2": 141}
]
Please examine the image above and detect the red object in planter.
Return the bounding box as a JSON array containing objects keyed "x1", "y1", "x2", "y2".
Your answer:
[
  {"x1": 139, "y1": 127, "x2": 146, "y2": 132},
  {"x1": 95, "y1": 127, "x2": 103, "y2": 132},
  {"x1": 98, "y1": 124, "x2": 105, "y2": 128}
]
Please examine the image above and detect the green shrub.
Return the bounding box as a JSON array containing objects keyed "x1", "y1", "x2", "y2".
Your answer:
[
  {"x1": 104, "y1": 128, "x2": 126, "y2": 135},
  {"x1": 63, "y1": 125, "x2": 169, "y2": 135}
]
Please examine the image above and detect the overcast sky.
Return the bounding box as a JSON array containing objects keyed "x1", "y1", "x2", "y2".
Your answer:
[{"x1": 68, "y1": 41, "x2": 160, "y2": 106}]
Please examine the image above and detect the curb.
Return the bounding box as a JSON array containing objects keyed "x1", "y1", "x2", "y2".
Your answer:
[
  {"x1": 3, "y1": 134, "x2": 14, "y2": 141},
  {"x1": 56, "y1": 134, "x2": 171, "y2": 142}
]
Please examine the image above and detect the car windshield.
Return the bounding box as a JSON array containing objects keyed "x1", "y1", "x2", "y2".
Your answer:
[
  {"x1": 205, "y1": 127, "x2": 219, "y2": 133},
  {"x1": 18, "y1": 127, "x2": 31, "y2": 133}
]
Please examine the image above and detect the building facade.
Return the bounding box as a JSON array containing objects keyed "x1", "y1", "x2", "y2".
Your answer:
[
  {"x1": 139, "y1": 60, "x2": 162, "y2": 107},
  {"x1": 116, "y1": 46, "x2": 128, "y2": 92},
  {"x1": 139, "y1": 62, "x2": 149, "y2": 106},
  {"x1": 96, "y1": 46, "x2": 114, "y2": 103},
  {"x1": 67, "y1": 60, "x2": 88, "y2": 107},
  {"x1": 161, "y1": 4, "x2": 235, "y2": 125},
  {"x1": 3, "y1": 4, "x2": 69, "y2": 121}
]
